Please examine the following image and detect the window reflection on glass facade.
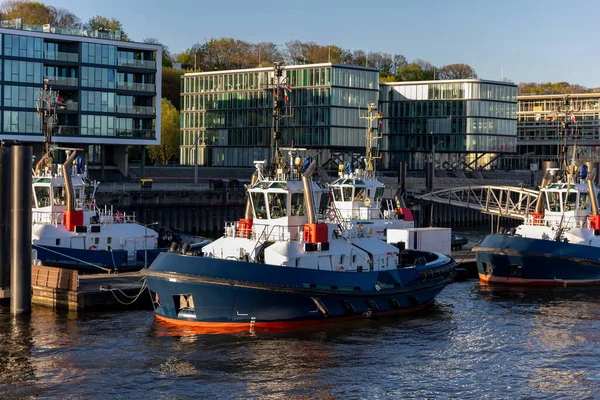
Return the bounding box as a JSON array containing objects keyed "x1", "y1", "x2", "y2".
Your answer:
[
  {"x1": 3, "y1": 110, "x2": 41, "y2": 133},
  {"x1": 82, "y1": 42, "x2": 116, "y2": 65},
  {"x1": 180, "y1": 63, "x2": 379, "y2": 167},
  {"x1": 4, "y1": 34, "x2": 42, "y2": 58},
  {"x1": 512, "y1": 94, "x2": 600, "y2": 170},
  {"x1": 4, "y1": 85, "x2": 37, "y2": 108},
  {"x1": 380, "y1": 80, "x2": 518, "y2": 170},
  {"x1": 4, "y1": 59, "x2": 43, "y2": 83}
]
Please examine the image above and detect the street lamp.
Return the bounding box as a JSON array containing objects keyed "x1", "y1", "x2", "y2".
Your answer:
[{"x1": 142, "y1": 221, "x2": 159, "y2": 268}]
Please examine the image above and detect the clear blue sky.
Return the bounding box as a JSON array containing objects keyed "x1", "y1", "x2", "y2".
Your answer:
[{"x1": 49, "y1": 0, "x2": 600, "y2": 87}]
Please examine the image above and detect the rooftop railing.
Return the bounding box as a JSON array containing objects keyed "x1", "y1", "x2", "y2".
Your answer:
[{"x1": 0, "y1": 18, "x2": 124, "y2": 41}]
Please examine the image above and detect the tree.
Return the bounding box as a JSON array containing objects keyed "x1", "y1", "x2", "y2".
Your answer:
[
  {"x1": 437, "y1": 63, "x2": 477, "y2": 80},
  {"x1": 148, "y1": 98, "x2": 179, "y2": 164},
  {"x1": 162, "y1": 67, "x2": 183, "y2": 110},
  {"x1": 143, "y1": 37, "x2": 173, "y2": 67},
  {"x1": 0, "y1": 0, "x2": 53, "y2": 24},
  {"x1": 83, "y1": 15, "x2": 128, "y2": 40},
  {"x1": 50, "y1": 7, "x2": 80, "y2": 29}
]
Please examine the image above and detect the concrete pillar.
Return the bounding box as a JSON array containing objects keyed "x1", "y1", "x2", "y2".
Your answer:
[{"x1": 10, "y1": 145, "x2": 32, "y2": 315}]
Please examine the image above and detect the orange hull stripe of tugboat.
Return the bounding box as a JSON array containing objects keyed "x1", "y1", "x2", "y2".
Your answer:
[
  {"x1": 478, "y1": 273, "x2": 600, "y2": 287},
  {"x1": 155, "y1": 304, "x2": 431, "y2": 334}
]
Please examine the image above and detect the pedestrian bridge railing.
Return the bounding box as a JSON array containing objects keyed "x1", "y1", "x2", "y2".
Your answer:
[{"x1": 414, "y1": 185, "x2": 539, "y2": 220}]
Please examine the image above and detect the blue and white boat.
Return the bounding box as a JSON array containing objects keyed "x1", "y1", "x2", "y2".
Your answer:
[
  {"x1": 142, "y1": 100, "x2": 454, "y2": 333},
  {"x1": 31, "y1": 147, "x2": 163, "y2": 272},
  {"x1": 473, "y1": 164, "x2": 600, "y2": 286}
]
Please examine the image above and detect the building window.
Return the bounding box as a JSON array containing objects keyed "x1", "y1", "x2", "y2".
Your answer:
[
  {"x1": 3, "y1": 110, "x2": 41, "y2": 133},
  {"x1": 4, "y1": 60, "x2": 43, "y2": 83},
  {"x1": 3, "y1": 85, "x2": 36, "y2": 108},
  {"x1": 4, "y1": 34, "x2": 42, "y2": 58}
]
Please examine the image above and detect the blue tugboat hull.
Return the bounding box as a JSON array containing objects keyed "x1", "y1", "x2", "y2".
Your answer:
[
  {"x1": 474, "y1": 234, "x2": 600, "y2": 286},
  {"x1": 33, "y1": 244, "x2": 130, "y2": 272},
  {"x1": 142, "y1": 251, "x2": 455, "y2": 332}
]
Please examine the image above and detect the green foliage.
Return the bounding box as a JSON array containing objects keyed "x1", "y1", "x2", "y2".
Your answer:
[
  {"x1": 437, "y1": 63, "x2": 477, "y2": 80},
  {"x1": 83, "y1": 15, "x2": 128, "y2": 40},
  {"x1": 162, "y1": 67, "x2": 184, "y2": 110},
  {"x1": 519, "y1": 82, "x2": 591, "y2": 95},
  {"x1": 148, "y1": 98, "x2": 180, "y2": 165}
]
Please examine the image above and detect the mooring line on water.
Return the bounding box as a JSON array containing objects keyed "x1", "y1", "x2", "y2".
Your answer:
[{"x1": 100, "y1": 278, "x2": 148, "y2": 306}]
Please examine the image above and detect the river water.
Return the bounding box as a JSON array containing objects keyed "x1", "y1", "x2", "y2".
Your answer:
[{"x1": 1, "y1": 280, "x2": 599, "y2": 399}]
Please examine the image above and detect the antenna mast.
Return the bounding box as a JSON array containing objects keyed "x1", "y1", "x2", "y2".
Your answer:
[
  {"x1": 36, "y1": 79, "x2": 65, "y2": 158},
  {"x1": 359, "y1": 103, "x2": 383, "y2": 179},
  {"x1": 268, "y1": 62, "x2": 293, "y2": 164}
]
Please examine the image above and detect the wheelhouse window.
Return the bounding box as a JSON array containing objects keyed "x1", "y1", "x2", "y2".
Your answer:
[
  {"x1": 332, "y1": 187, "x2": 343, "y2": 201},
  {"x1": 562, "y1": 191, "x2": 577, "y2": 211},
  {"x1": 342, "y1": 187, "x2": 353, "y2": 201},
  {"x1": 374, "y1": 187, "x2": 384, "y2": 202},
  {"x1": 354, "y1": 187, "x2": 365, "y2": 201},
  {"x1": 34, "y1": 186, "x2": 50, "y2": 207},
  {"x1": 547, "y1": 191, "x2": 561, "y2": 212},
  {"x1": 267, "y1": 192, "x2": 287, "y2": 219},
  {"x1": 290, "y1": 193, "x2": 305, "y2": 216},
  {"x1": 53, "y1": 186, "x2": 66, "y2": 206},
  {"x1": 251, "y1": 192, "x2": 267, "y2": 219}
]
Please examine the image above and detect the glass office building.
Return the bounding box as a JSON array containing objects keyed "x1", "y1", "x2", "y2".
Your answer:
[
  {"x1": 0, "y1": 19, "x2": 161, "y2": 179},
  {"x1": 379, "y1": 80, "x2": 518, "y2": 170},
  {"x1": 512, "y1": 93, "x2": 600, "y2": 170},
  {"x1": 180, "y1": 63, "x2": 379, "y2": 167}
]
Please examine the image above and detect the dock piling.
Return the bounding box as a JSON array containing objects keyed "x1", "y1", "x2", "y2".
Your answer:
[{"x1": 10, "y1": 145, "x2": 32, "y2": 315}]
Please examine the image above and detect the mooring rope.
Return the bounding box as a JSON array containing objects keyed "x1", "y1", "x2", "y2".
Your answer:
[{"x1": 100, "y1": 278, "x2": 148, "y2": 306}]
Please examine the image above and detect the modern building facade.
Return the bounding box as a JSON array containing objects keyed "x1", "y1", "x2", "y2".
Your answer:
[
  {"x1": 0, "y1": 18, "x2": 162, "y2": 179},
  {"x1": 180, "y1": 63, "x2": 379, "y2": 168},
  {"x1": 379, "y1": 80, "x2": 518, "y2": 171},
  {"x1": 511, "y1": 93, "x2": 600, "y2": 170}
]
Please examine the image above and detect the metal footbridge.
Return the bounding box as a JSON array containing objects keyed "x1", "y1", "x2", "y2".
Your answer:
[{"x1": 414, "y1": 185, "x2": 539, "y2": 220}]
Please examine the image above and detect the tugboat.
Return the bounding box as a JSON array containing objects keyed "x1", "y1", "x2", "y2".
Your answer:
[
  {"x1": 327, "y1": 105, "x2": 414, "y2": 240},
  {"x1": 142, "y1": 64, "x2": 455, "y2": 333},
  {"x1": 473, "y1": 96, "x2": 600, "y2": 286},
  {"x1": 31, "y1": 82, "x2": 162, "y2": 272}
]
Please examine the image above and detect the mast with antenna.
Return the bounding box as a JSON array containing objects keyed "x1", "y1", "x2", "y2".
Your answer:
[
  {"x1": 359, "y1": 103, "x2": 383, "y2": 180},
  {"x1": 268, "y1": 62, "x2": 293, "y2": 165},
  {"x1": 36, "y1": 79, "x2": 65, "y2": 158}
]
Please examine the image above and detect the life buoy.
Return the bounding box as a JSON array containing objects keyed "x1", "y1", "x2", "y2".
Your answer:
[
  {"x1": 336, "y1": 265, "x2": 344, "y2": 271},
  {"x1": 114, "y1": 212, "x2": 124, "y2": 223},
  {"x1": 364, "y1": 197, "x2": 371, "y2": 207},
  {"x1": 88, "y1": 245, "x2": 97, "y2": 250},
  {"x1": 86, "y1": 199, "x2": 96, "y2": 209},
  {"x1": 326, "y1": 209, "x2": 336, "y2": 221}
]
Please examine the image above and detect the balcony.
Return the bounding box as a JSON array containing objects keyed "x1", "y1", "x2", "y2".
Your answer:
[
  {"x1": 116, "y1": 129, "x2": 155, "y2": 139},
  {"x1": 45, "y1": 76, "x2": 78, "y2": 86},
  {"x1": 117, "y1": 58, "x2": 156, "y2": 69},
  {"x1": 66, "y1": 101, "x2": 78, "y2": 111},
  {"x1": 53, "y1": 125, "x2": 79, "y2": 136},
  {"x1": 117, "y1": 82, "x2": 155, "y2": 92},
  {"x1": 116, "y1": 105, "x2": 155, "y2": 115},
  {"x1": 44, "y1": 51, "x2": 79, "y2": 62}
]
